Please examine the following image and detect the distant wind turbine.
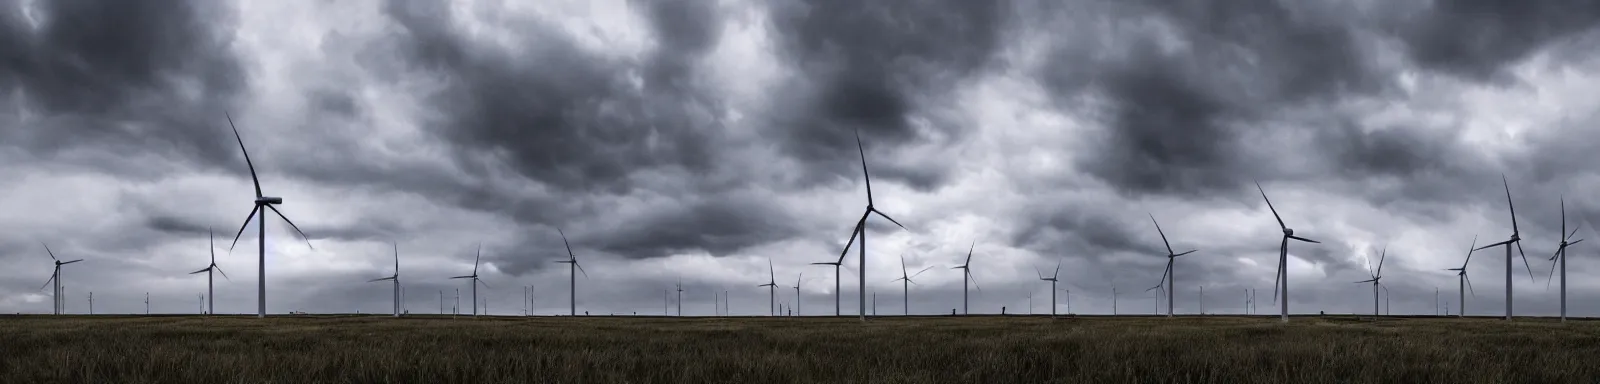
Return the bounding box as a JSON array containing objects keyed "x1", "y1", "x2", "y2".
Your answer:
[
  {"x1": 1354, "y1": 246, "x2": 1387, "y2": 318},
  {"x1": 188, "y1": 228, "x2": 230, "y2": 315},
  {"x1": 1446, "y1": 236, "x2": 1477, "y2": 318},
  {"x1": 38, "y1": 243, "x2": 82, "y2": 315},
  {"x1": 810, "y1": 236, "x2": 852, "y2": 316},
  {"x1": 553, "y1": 229, "x2": 587, "y2": 316},
  {"x1": 1148, "y1": 214, "x2": 1197, "y2": 317},
  {"x1": 793, "y1": 273, "x2": 803, "y2": 316},
  {"x1": 224, "y1": 113, "x2": 314, "y2": 318},
  {"x1": 1544, "y1": 198, "x2": 1584, "y2": 323},
  {"x1": 951, "y1": 242, "x2": 980, "y2": 314},
  {"x1": 449, "y1": 245, "x2": 489, "y2": 316},
  {"x1": 1256, "y1": 181, "x2": 1322, "y2": 323},
  {"x1": 367, "y1": 242, "x2": 402, "y2": 317},
  {"x1": 892, "y1": 254, "x2": 934, "y2": 315},
  {"x1": 758, "y1": 258, "x2": 779, "y2": 316},
  {"x1": 1038, "y1": 260, "x2": 1063, "y2": 318}
]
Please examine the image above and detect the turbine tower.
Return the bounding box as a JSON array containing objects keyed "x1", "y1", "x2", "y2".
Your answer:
[
  {"x1": 675, "y1": 279, "x2": 684, "y2": 317},
  {"x1": 1148, "y1": 214, "x2": 1197, "y2": 317},
  {"x1": 367, "y1": 242, "x2": 401, "y2": 317},
  {"x1": 553, "y1": 229, "x2": 587, "y2": 316},
  {"x1": 224, "y1": 113, "x2": 314, "y2": 318},
  {"x1": 891, "y1": 254, "x2": 934, "y2": 316},
  {"x1": 188, "y1": 228, "x2": 230, "y2": 315},
  {"x1": 836, "y1": 130, "x2": 909, "y2": 322},
  {"x1": 951, "y1": 242, "x2": 980, "y2": 315},
  {"x1": 449, "y1": 245, "x2": 489, "y2": 316},
  {"x1": 38, "y1": 243, "x2": 82, "y2": 315},
  {"x1": 758, "y1": 258, "x2": 779, "y2": 316},
  {"x1": 1256, "y1": 181, "x2": 1322, "y2": 323},
  {"x1": 1354, "y1": 247, "x2": 1387, "y2": 318},
  {"x1": 793, "y1": 273, "x2": 803, "y2": 316},
  {"x1": 1446, "y1": 236, "x2": 1477, "y2": 317},
  {"x1": 1544, "y1": 198, "x2": 1584, "y2": 322},
  {"x1": 1471, "y1": 176, "x2": 1534, "y2": 321},
  {"x1": 810, "y1": 239, "x2": 851, "y2": 316}
]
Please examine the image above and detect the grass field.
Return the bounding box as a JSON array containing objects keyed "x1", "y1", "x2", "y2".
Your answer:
[{"x1": 2, "y1": 314, "x2": 1598, "y2": 383}]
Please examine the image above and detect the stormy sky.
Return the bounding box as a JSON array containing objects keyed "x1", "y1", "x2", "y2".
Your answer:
[{"x1": 4, "y1": 0, "x2": 1600, "y2": 318}]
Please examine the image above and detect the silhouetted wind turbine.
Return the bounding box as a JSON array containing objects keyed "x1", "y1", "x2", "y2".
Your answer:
[
  {"x1": 1256, "y1": 181, "x2": 1321, "y2": 323},
  {"x1": 1545, "y1": 198, "x2": 1584, "y2": 323},
  {"x1": 758, "y1": 258, "x2": 778, "y2": 316},
  {"x1": 1039, "y1": 260, "x2": 1064, "y2": 318},
  {"x1": 1148, "y1": 214, "x2": 1197, "y2": 317},
  {"x1": 189, "y1": 228, "x2": 230, "y2": 315},
  {"x1": 1446, "y1": 236, "x2": 1477, "y2": 318},
  {"x1": 793, "y1": 273, "x2": 803, "y2": 316},
  {"x1": 39, "y1": 243, "x2": 82, "y2": 315},
  {"x1": 553, "y1": 229, "x2": 587, "y2": 316},
  {"x1": 836, "y1": 130, "x2": 909, "y2": 322},
  {"x1": 951, "y1": 241, "x2": 979, "y2": 314},
  {"x1": 367, "y1": 242, "x2": 401, "y2": 317},
  {"x1": 449, "y1": 245, "x2": 489, "y2": 316},
  {"x1": 892, "y1": 254, "x2": 934, "y2": 316},
  {"x1": 1354, "y1": 246, "x2": 1387, "y2": 318},
  {"x1": 676, "y1": 279, "x2": 684, "y2": 316},
  {"x1": 1471, "y1": 175, "x2": 1534, "y2": 321},
  {"x1": 224, "y1": 113, "x2": 314, "y2": 318}
]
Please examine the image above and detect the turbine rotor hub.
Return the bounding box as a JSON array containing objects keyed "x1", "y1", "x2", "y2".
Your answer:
[
  {"x1": 1510, "y1": 233, "x2": 1519, "y2": 242},
  {"x1": 1283, "y1": 228, "x2": 1294, "y2": 236}
]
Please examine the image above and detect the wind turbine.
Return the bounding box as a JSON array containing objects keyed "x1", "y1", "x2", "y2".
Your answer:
[
  {"x1": 1471, "y1": 175, "x2": 1534, "y2": 321},
  {"x1": 1148, "y1": 214, "x2": 1197, "y2": 317},
  {"x1": 1354, "y1": 246, "x2": 1387, "y2": 318},
  {"x1": 810, "y1": 237, "x2": 852, "y2": 316},
  {"x1": 1545, "y1": 198, "x2": 1584, "y2": 322},
  {"x1": 793, "y1": 273, "x2": 803, "y2": 316},
  {"x1": 553, "y1": 229, "x2": 587, "y2": 316},
  {"x1": 1038, "y1": 260, "x2": 1063, "y2": 318},
  {"x1": 144, "y1": 293, "x2": 150, "y2": 315},
  {"x1": 758, "y1": 258, "x2": 778, "y2": 316},
  {"x1": 951, "y1": 241, "x2": 979, "y2": 314},
  {"x1": 367, "y1": 242, "x2": 401, "y2": 317},
  {"x1": 223, "y1": 113, "x2": 314, "y2": 318},
  {"x1": 835, "y1": 130, "x2": 909, "y2": 322},
  {"x1": 1446, "y1": 236, "x2": 1477, "y2": 318},
  {"x1": 676, "y1": 279, "x2": 684, "y2": 316},
  {"x1": 449, "y1": 245, "x2": 489, "y2": 316},
  {"x1": 1256, "y1": 181, "x2": 1322, "y2": 323},
  {"x1": 38, "y1": 243, "x2": 82, "y2": 315},
  {"x1": 892, "y1": 254, "x2": 934, "y2": 316},
  {"x1": 188, "y1": 228, "x2": 230, "y2": 315},
  {"x1": 1109, "y1": 275, "x2": 1119, "y2": 315}
]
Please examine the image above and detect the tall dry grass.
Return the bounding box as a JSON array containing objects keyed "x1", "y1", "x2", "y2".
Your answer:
[{"x1": 1, "y1": 315, "x2": 1597, "y2": 383}]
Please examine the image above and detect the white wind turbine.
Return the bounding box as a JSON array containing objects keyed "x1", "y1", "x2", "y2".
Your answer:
[
  {"x1": 1445, "y1": 236, "x2": 1477, "y2": 317},
  {"x1": 834, "y1": 130, "x2": 910, "y2": 322},
  {"x1": 1471, "y1": 176, "x2": 1534, "y2": 321},
  {"x1": 553, "y1": 229, "x2": 587, "y2": 316},
  {"x1": 449, "y1": 245, "x2": 489, "y2": 316},
  {"x1": 1353, "y1": 246, "x2": 1387, "y2": 318},
  {"x1": 891, "y1": 254, "x2": 934, "y2": 315},
  {"x1": 1148, "y1": 214, "x2": 1197, "y2": 317},
  {"x1": 758, "y1": 258, "x2": 779, "y2": 316},
  {"x1": 1037, "y1": 260, "x2": 1064, "y2": 318},
  {"x1": 950, "y1": 241, "x2": 980, "y2": 314},
  {"x1": 38, "y1": 243, "x2": 83, "y2": 315},
  {"x1": 223, "y1": 113, "x2": 314, "y2": 318},
  {"x1": 1543, "y1": 198, "x2": 1584, "y2": 322},
  {"x1": 1256, "y1": 181, "x2": 1322, "y2": 323},
  {"x1": 367, "y1": 242, "x2": 401, "y2": 317},
  {"x1": 188, "y1": 228, "x2": 230, "y2": 315}
]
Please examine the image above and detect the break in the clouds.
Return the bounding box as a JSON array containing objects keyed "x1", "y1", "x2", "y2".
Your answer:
[{"x1": 4, "y1": 0, "x2": 1600, "y2": 318}]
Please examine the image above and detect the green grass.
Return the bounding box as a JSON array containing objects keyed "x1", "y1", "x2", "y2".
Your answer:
[{"x1": 2, "y1": 315, "x2": 1598, "y2": 383}]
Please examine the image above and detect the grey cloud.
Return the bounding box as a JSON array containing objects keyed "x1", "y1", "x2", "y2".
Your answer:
[{"x1": 1401, "y1": 0, "x2": 1600, "y2": 81}]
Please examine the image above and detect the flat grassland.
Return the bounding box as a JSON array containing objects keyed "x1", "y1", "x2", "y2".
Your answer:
[{"x1": 2, "y1": 315, "x2": 1598, "y2": 383}]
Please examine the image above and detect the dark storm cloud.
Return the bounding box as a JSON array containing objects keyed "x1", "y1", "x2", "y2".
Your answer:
[
  {"x1": 1401, "y1": 0, "x2": 1600, "y2": 82},
  {"x1": 0, "y1": 0, "x2": 244, "y2": 172},
  {"x1": 765, "y1": 0, "x2": 1012, "y2": 191}
]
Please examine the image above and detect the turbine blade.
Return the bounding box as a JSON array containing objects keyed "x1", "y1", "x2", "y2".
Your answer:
[
  {"x1": 900, "y1": 254, "x2": 908, "y2": 275},
  {"x1": 837, "y1": 214, "x2": 866, "y2": 263},
  {"x1": 214, "y1": 265, "x2": 230, "y2": 281},
  {"x1": 450, "y1": 275, "x2": 474, "y2": 279},
  {"x1": 1503, "y1": 175, "x2": 1519, "y2": 236},
  {"x1": 474, "y1": 244, "x2": 481, "y2": 275},
  {"x1": 1272, "y1": 241, "x2": 1285, "y2": 304},
  {"x1": 209, "y1": 226, "x2": 217, "y2": 263},
  {"x1": 228, "y1": 206, "x2": 261, "y2": 251},
  {"x1": 266, "y1": 205, "x2": 314, "y2": 250},
  {"x1": 1052, "y1": 260, "x2": 1061, "y2": 279},
  {"x1": 41, "y1": 242, "x2": 56, "y2": 261},
  {"x1": 910, "y1": 265, "x2": 935, "y2": 279},
  {"x1": 768, "y1": 258, "x2": 775, "y2": 281},
  {"x1": 575, "y1": 261, "x2": 588, "y2": 278},
  {"x1": 1516, "y1": 241, "x2": 1534, "y2": 283},
  {"x1": 225, "y1": 112, "x2": 264, "y2": 198},
  {"x1": 189, "y1": 267, "x2": 211, "y2": 275},
  {"x1": 1545, "y1": 256, "x2": 1558, "y2": 290},
  {"x1": 61, "y1": 259, "x2": 82, "y2": 265},
  {"x1": 477, "y1": 278, "x2": 490, "y2": 289},
  {"x1": 1288, "y1": 235, "x2": 1320, "y2": 244},
  {"x1": 967, "y1": 271, "x2": 982, "y2": 292},
  {"x1": 368, "y1": 277, "x2": 395, "y2": 283},
  {"x1": 872, "y1": 209, "x2": 907, "y2": 231},
  {"x1": 558, "y1": 228, "x2": 576, "y2": 258},
  {"x1": 1550, "y1": 246, "x2": 1563, "y2": 261},
  {"x1": 1570, "y1": 239, "x2": 1585, "y2": 246},
  {"x1": 1034, "y1": 266, "x2": 1045, "y2": 280},
  {"x1": 1149, "y1": 213, "x2": 1175, "y2": 255},
  {"x1": 38, "y1": 274, "x2": 55, "y2": 291},
  {"x1": 856, "y1": 129, "x2": 872, "y2": 206},
  {"x1": 1463, "y1": 235, "x2": 1477, "y2": 268},
  {"x1": 1464, "y1": 273, "x2": 1476, "y2": 297},
  {"x1": 1173, "y1": 250, "x2": 1197, "y2": 257},
  {"x1": 1376, "y1": 246, "x2": 1387, "y2": 277},
  {"x1": 1561, "y1": 196, "x2": 1567, "y2": 241},
  {"x1": 1256, "y1": 181, "x2": 1286, "y2": 231},
  {"x1": 1354, "y1": 278, "x2": 1377, "y2": 283},
  {"x1": 1156, "y1": 260, "x2": 1171, "y2": 287},
  {"x1": 965, "y1": 241, "x2": 975, "y2": 266},
  {"x1": 1473, "y1": 239, "x2": 1511, "y2": 252}
]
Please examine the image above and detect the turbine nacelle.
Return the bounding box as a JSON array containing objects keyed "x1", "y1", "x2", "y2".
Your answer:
[
  {"x1": 256, "y1": 196, "x2": 284, "y2": 205},
  {"x1": 1283, "y1": 228, "x2": 1294, "y2": 236}
]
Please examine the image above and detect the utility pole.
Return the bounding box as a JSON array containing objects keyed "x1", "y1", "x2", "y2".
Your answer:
[
  {"x1": 1066, "y1": 289, "x2": 1072, "y2": 314},
  {"x1": 664, "y1": 290, "x2": 669, "y2": 316},
  {"x1": 871, "y1": 291, "x2": 877, "y2": 316},
  {"x1": 145, "y1": 292, "x2": 150, "y2": 315},
  {"x1": 1199, "y1": 286, "x2": 1204, "y2": 315},
  {"x1": 523, "y1": 286, "x2": 528, "y2": 316},
  {"x1": 88, "y1": 292, "x2": 94, "y2": 315},
  {"x1": 439, "y1": 290, "x2": 443, "y2": 315},
  {"x1": 198, "y1": 294, "x2": 203, "y2": 314},
  {"x1": 454, "y1": 289, "x2": 460, "y2": 316},
  {"x1": 1435, "y1": 287, "x2": 1439, "y2": 316}
]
